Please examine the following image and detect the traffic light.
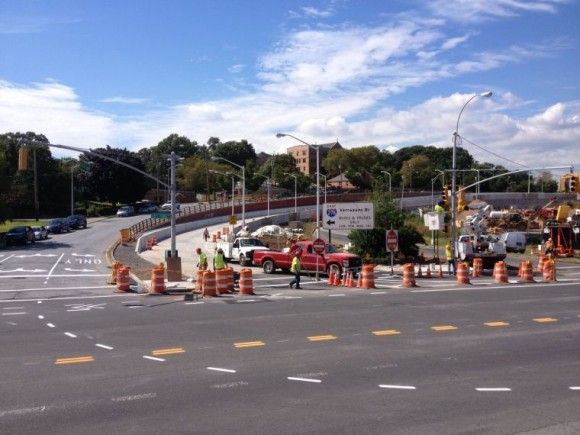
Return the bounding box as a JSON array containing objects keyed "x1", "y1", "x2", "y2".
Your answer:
[
  {"x1": 441, "y1": 185, "x2": 449, "y2": 209},
  {"x1": 570, "y1": 176, "x2": 577, "y2": 192},
  {"x1": 18, "y1": 147, "x2": 29, "y2": 171}
]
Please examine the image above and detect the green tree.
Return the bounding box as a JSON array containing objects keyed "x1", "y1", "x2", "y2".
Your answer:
[{"x1": 211, "y1": 139, "x2": 257, "y2": 167}]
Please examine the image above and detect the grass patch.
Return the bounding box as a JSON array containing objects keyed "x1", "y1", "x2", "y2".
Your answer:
[{"x1": 0, "y1": 219, "x2": 49, "y2": 232}]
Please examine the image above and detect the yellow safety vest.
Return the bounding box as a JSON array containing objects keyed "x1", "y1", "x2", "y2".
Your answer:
[{"x1": 214, "y1": 252, "x2": 226, "y2": 270}]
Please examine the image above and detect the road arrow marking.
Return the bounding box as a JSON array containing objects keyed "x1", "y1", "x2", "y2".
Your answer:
[
  {"x1": 0, "y1": 268, "x2": 47, "y2": 273},
  {"x1": 63, "y1": 268, "x2": 96, "y2": 272}
]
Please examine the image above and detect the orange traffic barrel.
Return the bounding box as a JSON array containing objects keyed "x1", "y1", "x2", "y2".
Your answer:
[
  {"x1": 472, "y1": 258, "x2": 483, "y2": 277},
  {"x1": 108, "y1": 261, "x2": 122, "y2": 285},
  {"x1": 425, "y1": 266, "x2": 432, "y2": 279},
  {"x1": 225, "y1": 267, "x2": 235, "y2": 292},
  {"x1": 401, "y1": 263, "x2": 417, "y2": 288},
  {"x1": 437, "y1": 263, "x2": 444, "y2": 279},
  {"x1": 216, "y1": 268, "x2": 230, "y2": 294},
  {"x1": 203, "y1": 271, "x2": 217, "y2": 297},
  {"x1": 537, "y1": 254, "x2": 545, "y2": 273},
  {"x1": 493, "y1": 261, "x2": 508, "y2": 284},
  {"x1": 116, "y1": 266, "x2": 130, "y2": 292},
  {"x1": 195, "y1": 269, "x2": 204, "y2": 293},
  {"x1": 212, "y1": 234, "x2": 217, "y2": 243},
  {"x1": 239, "y1": 268, "x2": 254, "y2": 295},
  {"x1": 543, "y1": 259, "x2": 555, "y2": 282},
  {"x1": 519, "y1": 260, "x2": 536, "y2": 283},
  {"x1": 149, "y1": 267, "x2": 166, "y2": 294},
  {"x1": 217, "y1": 231, "x2": 221, "y2": 240},
  {"x1": 358, "y1": 264, "x2": 375, "y2": 289},
  {"x1": 456, "y1": 261, "x2": 471, "y2": 285}
]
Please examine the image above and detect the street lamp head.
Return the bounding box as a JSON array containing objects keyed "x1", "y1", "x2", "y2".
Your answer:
[
  {"x1": 480, "y1": 91, "x2": 493, "y2": 98},
  {"x1": 275, "y1": 133, "x2": 286, "y2": 138}
]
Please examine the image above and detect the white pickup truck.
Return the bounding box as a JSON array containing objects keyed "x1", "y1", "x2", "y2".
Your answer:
[{"x1": 217, "y1": 237, "x2": 271, "y2": 266}]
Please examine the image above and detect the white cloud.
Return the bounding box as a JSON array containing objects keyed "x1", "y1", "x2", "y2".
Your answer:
[
  {"x1": 301, "y1": 6, "x2": 334, "y2": 18},
  {"x1": 100, "y1": 96, "x2": 148, "y2": 104},
  {"x1": 228, "y1": 64, "x2": 245, "y2": 74}
]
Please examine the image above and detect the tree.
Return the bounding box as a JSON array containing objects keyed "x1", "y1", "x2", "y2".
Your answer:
[
  {"x1": 348, "y1": 191, "x2": 424, "y2": 259},
  {"x1": 211, "y1": 139, "x2": 257, "y2": 167},
  {"x1": 322, "y1": 148, "x2": 352, "y2": 177},
  {"x1": 400, "y1": 154, "x2": 433, "y2": 190}
]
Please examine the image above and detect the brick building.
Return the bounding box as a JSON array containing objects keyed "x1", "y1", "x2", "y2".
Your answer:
[{"x1": 287, "y1": 141, "x2": 342, "y2": 175}]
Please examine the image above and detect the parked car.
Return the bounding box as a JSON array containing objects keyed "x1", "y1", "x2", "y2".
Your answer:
[
  {"x1": 136, "y1": 202, "x2": 159, "y2": 213},
  {"x1": 46, "y1": 218, "x2": 70, "y2": 233},
  {"x1": 6, "y1": 226, "x2": 35, "y2": 245},
  {"x1": 116, "y1": 206, "x2": 135, "y2": 217},
  {"x1": 67, "y1": 214, "x2": 87, "y2": 229},
  {"x1": 161, "y1": 202, "x2": 180, "y2": 211},
  {"x1": 31, "y1": 226, "x2": 49, "y2": 240}
]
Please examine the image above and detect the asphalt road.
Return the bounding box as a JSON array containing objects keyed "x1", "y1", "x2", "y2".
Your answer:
[{"x1": 1, "y1": 220, "x2": 580, "y2": 434}]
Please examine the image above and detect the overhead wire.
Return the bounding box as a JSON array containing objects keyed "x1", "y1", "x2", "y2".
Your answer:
[{"x1": 460, "y1": 135, "x2": 529, "y2": 169}]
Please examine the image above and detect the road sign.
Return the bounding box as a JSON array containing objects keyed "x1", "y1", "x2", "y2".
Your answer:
[
  {"x1": 312, "y1": 238, "x2": 326, "y2": 254},
  {"x1": 322, "y1": 202, "x2": 374, "y2": 230},
  {"x1": 386, "y1": 229, "x2": 398, "y2": 252},
  {"x1": 229, "y1": 215, "x2": 237, "y2": 225},
  {"x1": 151, "y1": 212, "x2": 170, "y2": 219},
  {"x1": 423, "y1": 212, "x2": 444, "y2": 230}
]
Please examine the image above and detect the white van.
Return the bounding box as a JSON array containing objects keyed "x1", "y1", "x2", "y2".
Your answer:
[{"x1": 500, "y1": 232, "x2": 526, "y2": 253}]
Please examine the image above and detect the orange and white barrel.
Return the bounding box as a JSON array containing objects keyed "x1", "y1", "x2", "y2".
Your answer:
[
  {"x1": 216, "y1": 268, "x2": 230, "y2": 294},
  {"x1": 203, "y1": 271, "x2": 217, "y2": 297},
  {"x1": 493, "y1": 261, "x2": 508, "y2": 284},
  {"x1": 149, "y1": 267, "x2": 166, "y2": 294},
  {"x1": 472, "y1": 258, "x2": 483, "y2": 277},
  {"x1": 456, "y1": 261, "x2": 471, "y2": 285},
  {"x1": 519, "y1": 260, "x2": 536, "y2": 283},
  {"x1": 401, "y1": 263, "x2": 417, "y2": 288},
  {"x1": 537, "y1": 254, "x2": 545, "y2": 273},
  {"x1": 359, "y1": 264, "x2": 375, "y2": 289},
  {"x1": 195, "y1": 269, "x2": 204, "y2": 293},
  {"x1": 212, "y1": 234, "x2": 217, "y2": 243},
  {"x1": 116, "y1": 266, "x2": 130, "y2": 292},
  {"x1": 239, "y1": 268, "x2": 254, "y2": 295},
  {"x1": 542, "y1": 259, "x2": 555, "y2": 282}
]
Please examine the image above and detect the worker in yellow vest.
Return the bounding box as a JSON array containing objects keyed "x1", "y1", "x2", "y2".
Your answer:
[
  {"x1": 213, "y1": 248, "x2": 227, "y2": 271},
  {"x1": 289, "y1": 252, "x2": 302, "y2": 289},
  {"x1": 196, "y1": 247, "x2": 208, "y2": 271}
]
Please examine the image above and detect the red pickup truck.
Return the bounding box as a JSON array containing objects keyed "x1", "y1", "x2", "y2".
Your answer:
[{"x1": 252, "y1": 240, "x2": 362, "y2": 275}]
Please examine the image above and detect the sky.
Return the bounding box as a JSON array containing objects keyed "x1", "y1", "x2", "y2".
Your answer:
[{"x1": 0, "y1": 0, "x2": 579, "y2": 174}]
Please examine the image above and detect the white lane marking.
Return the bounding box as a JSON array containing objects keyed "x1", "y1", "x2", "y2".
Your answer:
[
  {"x1": 0, "y1": 405, "x2": 48, "y2": 418},
  {"x1": 185, "y1": 301, "x2": 204, "y2": 305},
  {"x1": 211, "y1": 381, "x2": 249, "y2": 389},
  {"x1": 43, "y1": 253, "x2": 65, "y2": 284},
  {"x1": 287, "y1": 377, "x2": 322, "y2": 383},
  {"x1": 0, "y1": 254, "x2": 15, "y2": 264},
  {"x1": 38, "y1": 315, "x2": 44, "y2": 320},
  {"x1": 0, "y1": 274, "x2": 109, "y2": 280},
  {"x1": 237, "y1": 299, "x2": 256, "y2": 303},
  {"x1": 284, "y1": 296, "x2": 302, "y2": 299},
  {"x1": 14, "y1": 253, "x2": 57, "y2": 258},
  {"x1": 370, "y1": 291, "x2": 387, "y2": 295},
  {"x1": 475, "y1": 387, "x2": 512, "y2": 392},
  {"x1": 2, "y1": 306, "x2": 24, "y2": 310},
  {"x1": 569, "y1": 386, "x2": 580, "y2": 390},
  {"x1": 63, "y1": 268, "x2": 96, "y2": 272},
  {"x1": 65, "y1": 303, "x2": 106, "y2": 312},
  {"x1": 5, "y1": 321, "x2": 17, "y2": 326},
  {"x1": 379, "y1": 384, "x2": 416, "y2": 390},
  {"x1": 72, "y1": 253, "x2": 96, "y2": 257},
  {"x1": 64, "y1": 332, "x2": 77, "y2": 338},
  {"x1": 207, "y1": 367, "x2": 237, "y2": 373},
  {"x1": 261, "y1": 281, "x2": 318, "y2": 288},
  {"x1": 111, "y1": 392, "x2": 156, "y2": 402},
  {"x1": 411, "y1": 281, "x2": 579, "y2": 293},
  {"x1": 328, "y1": 294, "x2": 345, "y2": 297},
  {"x1": 252, "y1": 276, "x2": 293, "y2": 282},
  {"x1": 143, "y1": 355, "x2": 165, "y2": 362},
  {"x1": 2, "y1": 312, "x2": 26, "y2": 316},
  {"x1": 96, "y1": 344, "x2": 114, "y2": 350},
  {"x1": 0, "y1": 294, "x2": 131, "y2": 303},
  {"x1": 46, "y1": 323, "x2": 55, "y2": 328},
  {"x1": 0, "y1": 268, "x2": 46, "y2": 273}
]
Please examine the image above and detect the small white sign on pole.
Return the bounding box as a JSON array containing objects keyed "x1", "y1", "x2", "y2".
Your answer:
[
  {"x1": 423, "y1": 212, "x2": 444, "y2": 231},
  {"x1": 323, "y1": 202, "x2": 374, "y2": 230}
]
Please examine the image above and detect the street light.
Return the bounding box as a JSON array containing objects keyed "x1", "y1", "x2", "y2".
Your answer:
[
  {"x1": 317, "y1": 172, "x2": 327, "y2": 204},
  {"x1": 209, "y1": 169, "x2": 237, "y2": 217},
  {"x1": 255, "y1": 173, "x2": 271, "y2": 217},
  {"x1": 381, "y1": 170, "x2": 392, "y2": 194},
  {"x1": 212, "y1": 156, "x2": 246, "y2": 227},
  {"x1": 276, "y1": 132, "x2": 321, "y2": 281},
  {"x1": 283, "y1": 172, "x2": 298, "y2": 213},
  {"x1": 451, "y1": 91, "x2": 493, "y2": 261}
]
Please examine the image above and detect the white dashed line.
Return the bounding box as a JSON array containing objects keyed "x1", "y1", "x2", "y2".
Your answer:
[
  {"x1": 237, "y1": 299, "x2": 256, "y2": 303},
  {"x1": 143, "y1": 355, "x2": 165, "y2": 362},
  {"x1": 46, "y1": 323, "x2": 55, "y2": 328},
  {"x1": 38, "y1": 315, "x2": 44, "y2": 320},
  {"x1": 569, "y1": 386, "x2": 580, "y2": 391},
  {"x1": 2, "y1": 306, "x2": 24, "y2": 310},
  {"x1": 64, "y1": 332, "x2": 77, "y2": 338},
  {"x1": 111, "y1": 393, "x2": 156, "y2": 402},
  {"x1": 287, "y1": 377, "x2": 322, "y2": 383},
  {"x1": 328, "y1": 294, "x2": 345, "y2": 297},
  {"x1": 370, "y1": 291, "x2": 387, "y2": 295},
  {"x1": 475, "y1": 387, "x2": 512, "y2": 392},
  {"x1": 379, "y1": 384, "x2": 416, "y2": 390},
  {"x1": 185, "y1": 301, "x2": 204, "y2": 305},
  {"x1": 95, "y1": 344, "x2": 114, "y2": 350},
  {"x1": 2, "y1": 312, "x2": 26, "y2": 316},
  {"x1": 207, "y1": 367, "x2": 237, "y2": 373}
]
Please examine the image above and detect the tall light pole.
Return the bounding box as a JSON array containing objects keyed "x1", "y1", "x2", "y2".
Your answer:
[
  {"x1": 283, "y1": 172, "x2": 298, "y2": 213},
  {"x1": 70, "y1": 164, "x2": 76, "y2": 215},
  {"x1": 317, "y1": 173, "x2": 327, "y2": 204},
  {"x1": 381, "y1": 170, "x2": 392, "y2": 194},
  {"x1": 277, "y1": 133, "x2": 321, "y2": 281},
  {"x1": 451, "y1": 91, "x2": 492, "y2": 261},
  {"x1": 212, "y1": 156, "x2": 246, "y2": 227},
  {"x1": 256, "y1": 174, "x2": 271, "y2": 217},
  {"x1": 209, "y1": 169, "x2": 237, "y2": 217}
]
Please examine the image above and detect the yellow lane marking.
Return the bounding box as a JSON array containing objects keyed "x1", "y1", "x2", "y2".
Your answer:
[
  {"x1": 152, "y1": 347, "x2": 185, "y2": 356},
  {"x1": 372, "y1": 329, "x2": 401, "y2": 336},
  {"x1": 533, "y1": 317, "x2": 558, "y2": 323},
  {"x1": 55, "y1": 356, "x2": 95, "y2": 365},
  {"x1": 308, "y1": 335, "x2": 337, "y2": 342},
  {"x1": 484, "y1": 321, "x2": 510, "y2": 327},
  {"x1": 234, "y1": 341, "x2": 265, "y2": 348},
  {"x1": 431, "y1": 325, "x2": 458, "y2": 332}
]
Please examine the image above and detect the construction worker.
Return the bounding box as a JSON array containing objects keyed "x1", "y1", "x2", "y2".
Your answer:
[
  {"x1": 544, "y1": 237, "x2": 554, "y2": 257},
  {"x1": 445, "y1": 241, "x2": 455, "y2": 275},
  {"x1": 196, "y1": 247, "x2": 208, "y2": 271},
  {"x1": 434, "y1": 201, "x2": 445, "y2": 213},
  {"x1": 213, "y1": 248, "x2": 227, "y2": 271},
  {"x1": 289, "y1": 251, "x2": 302, "y2": 289}
]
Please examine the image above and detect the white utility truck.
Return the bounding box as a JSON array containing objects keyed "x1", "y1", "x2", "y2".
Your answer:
[{"x1": 217, "y1": 237, "x2": 270, "y2": 266}]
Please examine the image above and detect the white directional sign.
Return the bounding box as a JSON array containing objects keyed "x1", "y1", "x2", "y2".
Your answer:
[{"x1": 323, "y1": 202, "x2": 374, "y2": 230}]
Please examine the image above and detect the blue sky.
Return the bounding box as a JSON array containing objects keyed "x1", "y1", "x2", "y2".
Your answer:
[{"x1": 0, "y1": 0, "x2": 579, "y2": 171}]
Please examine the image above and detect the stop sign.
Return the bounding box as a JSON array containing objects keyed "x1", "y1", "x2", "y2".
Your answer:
[
  {"x1": 386, "y1": 229, "x2": 398, "y2": 252},
  {"x1": 312, "y1": 238, "x2": 326, "y2": 254}
]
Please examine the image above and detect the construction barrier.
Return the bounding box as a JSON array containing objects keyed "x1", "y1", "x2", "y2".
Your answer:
[
  {"x1": 537, "y1": 254, "x2": 546, "y2": 273},
  {"x1": 425, "y1": 265, "x2": 432, "y2": 279},
  {"x1": 212, "y1": 234, "x2": 217, "y2": 243},
  {"x1": 493, "y1": 261, "x2": 508, "y2": 284},
  {"x1": 328, "y1": 269, "x2": 341, "y2": 286},
  {"x1": 195, "y1": 270, "x2": 204, "y2": 293},
  {"x1": 519, "y1": 260, "x2": 536, "y2": 283},
  {"x1": 342, "y1": 271, "x2": 357, "y2": 288},
  {"x1": 202, "y1": 271, "x2": 217, "y2": 297},
  {"x1": 239, "y1": 268, "x2": 255, "y2": 295},
  {"x1": 149, "y1": 267, "x2": 166, "y2": 294},
  {"x1": 116, "y1": 266, "x2": 130, "y2": 292},
  {"x1": 216, "y1": 268, "x2": 230, "y2": 294},
  {"x1": 438, "y1": 264, "x2": 444, "y2": 279},
  {"x1": 543, "y1": 259, "x2": 555, "y2": 282},
  {"x1": 217, "y1": 231, "x2": 221, "y2": 240},
  {"x1": 226, "y1": 267, "x2": 235, "y2": 292},
  {"x1": 120, "y1": 228, "x2": 131, "y2": 245},
  {"x1": 472, "y1": 258, "x2": 483, "y2": 277},
  {"x1": 402, "y1": 263, "x2": 417, "y2": 288},
  {"x1": 108, "y1": 261, "x2": 122, "y2": 285},
  {"x1": 456, "y1": 261, "x2": 471, "y2": 285},
  {"x1": 358, "y1": 264, "x2": 375, "y2": 289}
]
